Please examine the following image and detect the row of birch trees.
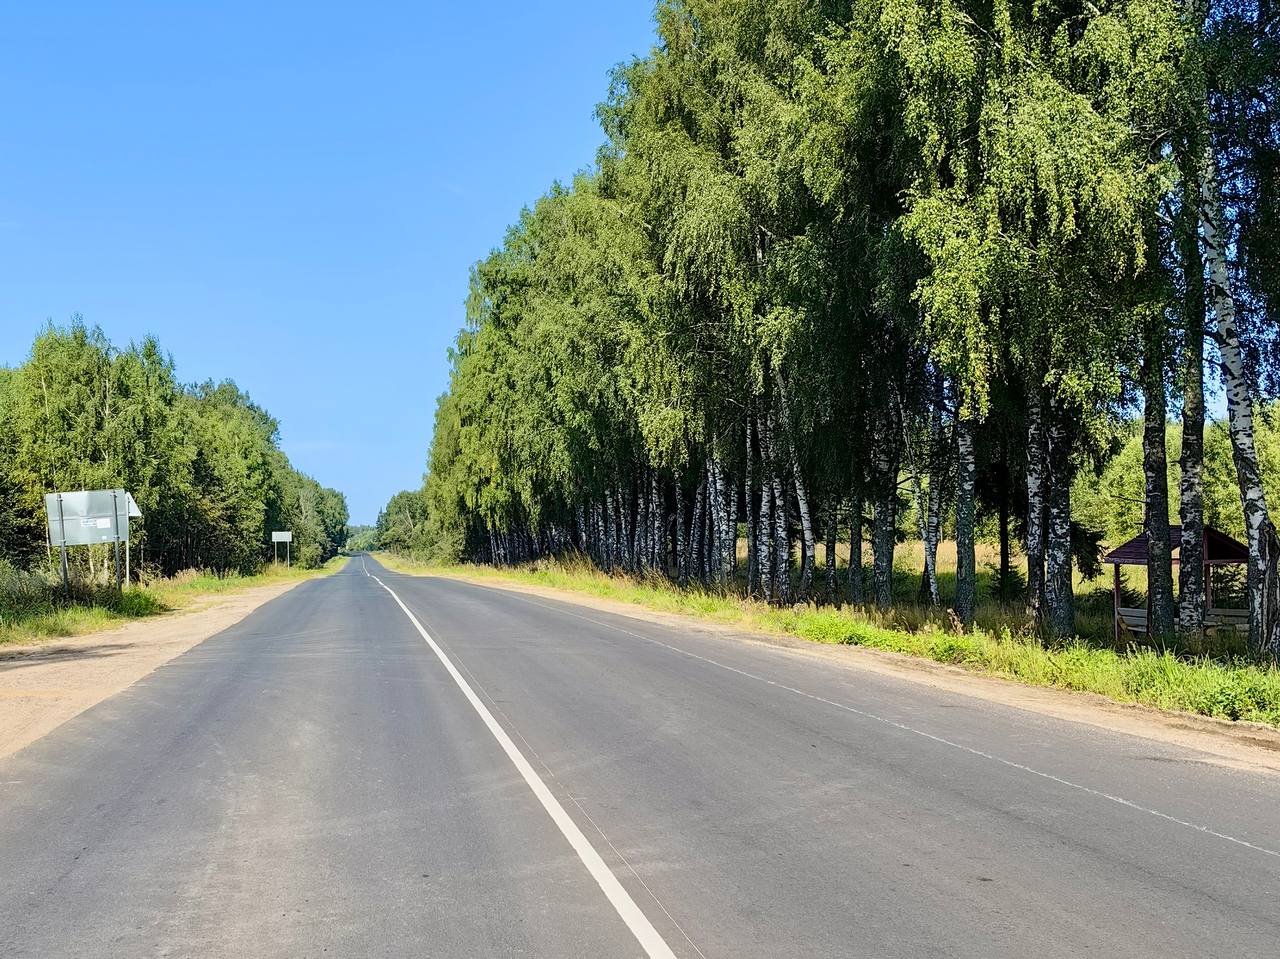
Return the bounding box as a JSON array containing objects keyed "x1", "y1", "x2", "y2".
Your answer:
[{"x1": 396, "y1": 0, "x2": 1279, "y2": 652}]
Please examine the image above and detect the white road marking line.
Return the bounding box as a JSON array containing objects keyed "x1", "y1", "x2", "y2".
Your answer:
[
  {"x1": 365, "y1": 567, "x2": 679, "y2": 959},
  {"x1": 474, "y1": 585, "x2": 1280, "y2": 863},
  {"x1": 448, "y1": 651, "x2": 709, "y2": 959}
]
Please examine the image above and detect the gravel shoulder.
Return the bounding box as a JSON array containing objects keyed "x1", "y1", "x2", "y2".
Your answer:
[
  {"x1": 429, "y1": 570, "x2": 1280, "y2": 777},
  {"x1": 0, "y1": 580, "x2": 307, "y2": 760}
]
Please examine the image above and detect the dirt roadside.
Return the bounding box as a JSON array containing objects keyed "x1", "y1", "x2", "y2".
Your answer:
[
  {"x1": 434, "y1": 571, "x2": 1280, "y2": 777},
  {"x1": 0, "y1": 580, "x2": 306, "y2": 761}
]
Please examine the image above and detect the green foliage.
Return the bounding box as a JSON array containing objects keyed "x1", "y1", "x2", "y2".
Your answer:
[
  {"x1": 0, "y1": 321, "x2": 349, "y2": 575},
  {"x1": 386, "y1": 0, "x2": 1278, "y2": 659},
  {"x1": 1075, "y1": 407, "x2": 1280, "y2": 545},
  {"x1": 345, "y1": 525, "x2": 379, "y2": 552}
]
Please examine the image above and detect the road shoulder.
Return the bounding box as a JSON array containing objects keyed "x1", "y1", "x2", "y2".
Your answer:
[
  {"x1": 0, "y1": 579, "x2": 308, "y2": 760},
  {"x1": 424, "y1": 569, "x2": 1280, "y2": 777}
]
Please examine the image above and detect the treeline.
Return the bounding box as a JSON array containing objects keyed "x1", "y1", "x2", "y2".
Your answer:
[
  {"x1": 0, "y1": 322, "x2": 348, "y2": 576},
  {"x1": 389, "y1": 0, "x2": 1280, "y2": 652}
]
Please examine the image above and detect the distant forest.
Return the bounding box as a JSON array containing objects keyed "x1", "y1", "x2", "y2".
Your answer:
[{"x1": 0, "y1": 322, "x2": 348, "y2": 576}]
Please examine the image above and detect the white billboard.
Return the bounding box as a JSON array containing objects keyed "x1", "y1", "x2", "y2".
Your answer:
[
  {"x1": 45, "y1": 490, "x2": 141, "y2": 547},
  {"x1": 271, "y1": 531, "x2": 293, "y2": 543}
]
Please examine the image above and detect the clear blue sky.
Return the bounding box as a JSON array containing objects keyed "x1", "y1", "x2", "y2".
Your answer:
[{"x1": 0, "y1": 2, "x2": 657, "y2": 524}]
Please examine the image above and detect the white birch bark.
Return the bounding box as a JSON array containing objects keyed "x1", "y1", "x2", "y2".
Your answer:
[
  {"x1": 757, "y1": 413, "x2": 776, "y2": 601},
  {"x1": 954, "y1": 417, "x2": 977, "y2": 625},
  {"x1": 1199, "y1": 146, "x2": 1278, "y2": 653},
  {"x1": 1142, "y1": 343, "x2": 1176, "y2": 638},
  {"x1": 824, "y1": 500, "x2": 837, "y2": 603},
  {"x1": 848, "y1": 488, "x2": 864, "y2": 605},
  {"x1": 1025, "y1": 387, "x2": 1047, "y2": 621},
  {"x1": 871, "y1": 410, "x2": 897, "y2": 610},
  {"x1": 675, "y1": 474, "x2": 687, "y2": 584},
  {"x1": 745, "y1": 415, "x2": 758, "y2": 595},
  {"x1": 1044, "y1": 405, "x2": 1075, "y2": 637},
  {"x1": 776, "y1": 378, "x2": 814, "y2": 601}
]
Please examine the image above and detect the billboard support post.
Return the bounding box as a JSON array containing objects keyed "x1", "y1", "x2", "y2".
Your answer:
[
  {"x1": 111, "y1": 490, "x2": 122, "y2": 591},
  {"x1": 55, "y1": 493, "x2": 69, "y2": 596}
]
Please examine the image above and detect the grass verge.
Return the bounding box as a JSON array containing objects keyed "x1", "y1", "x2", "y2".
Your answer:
[
  {"x1": 0, "y1": 556, "x2": 347, "y2": 647},
  {"x1": 374, "y1": 552, "x2": 1280, "y2": 728}
]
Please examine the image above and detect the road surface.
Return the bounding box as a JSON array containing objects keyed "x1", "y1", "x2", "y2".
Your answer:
[{"x1": 1, "y1": 556, "x2": 1278, "y2": 957}]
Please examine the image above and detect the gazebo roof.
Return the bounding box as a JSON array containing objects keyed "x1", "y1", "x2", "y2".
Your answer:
[{"x1": 1102, "y1": 525, "x2": 1249, "y2": 567}]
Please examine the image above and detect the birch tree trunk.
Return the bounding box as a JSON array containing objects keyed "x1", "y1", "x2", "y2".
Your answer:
[
  {"x1": 757, "y1": 413, "x2": 776, "y2": 601},
  {"x1": 789, "y1": 454, "x2": 815, "y2": 603},
  {"x1": 997, "y1": 454, "x2": 1012, "y2": 602},
  {"x1": 710, "y1": 450, "x2": 733, "y2": 584},
  {"x1": 848, "y1": 487, "x2": 864, "y2": 605},
  {"x1": 824, "y1": 500, "x2": 837, "y2": 604},
  {"x1": 1198, "y1": 146, "x2": 1279, "y2": 654},
  {"x1": 1178, "y1": 174, "x2": 1207, "y2": 632},
  {"x1": 1142, "y1": 331, "x2": 1176, "y2": 638},
  {"x1": 924, "y1": 464, "x2": 943, "y2": 607},
  {"x1": 597, "y1": 500, "x2": 608, "y2": 569},
  {"x1": 1044, "y1": 405, "x2": 1075, "y2": 637},
  {"x1": 1025, "y1": 386, "x2": 1048, "y2": 622},
  {"x1": 689, "y1": 475, "x2": 706, "y2": 584},
  {"x1": 906, "y1": 422, "x2": 933, "y2": 604},
  {"x1": 776, "y1": 378, "x2": 814, "y2": 601},
  {"x1": 745, "y1": 415, "x2": 758, "y2": 596},
  {"x1": 871, "y1": 413, "x2": 897, "y2": 610},
  {"x1": 772, "y1": 463, "x2": 791, "y2": 606},
  {"x1": 711, "y1": 471, "x2": 721, "y2": 583},
  {"x1": 914, "y1": 377, "x2": 944, "y2": 606},
  {"x1": 954, "y1": 417, "x2": 977, "y2": 626},
  {"x1": 621, "y1": 484, "x2": 635, "y2": 573},
  {"x1": 636, "y1": 472, "x2": 649, "y2": 574},
  {"x1": 707, "y1": 457, "x2": 723, "y2": 583},
  {"x1": 759, "y1": 474, "x2": 774, "y2": 601},
  {"x1": 651, "y1": 471, "x2": 662, "y2": 572},
  {"x1": 675, "y1": 474, "x2": 687, "y2": 584},
  {"x1": 606, "y1": 488, "x2": 619, "y2": 571}
]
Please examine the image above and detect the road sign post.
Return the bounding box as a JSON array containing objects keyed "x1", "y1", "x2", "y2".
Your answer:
[{"x1": 272, "y1": 531, "x2": 293, "y2": 568}]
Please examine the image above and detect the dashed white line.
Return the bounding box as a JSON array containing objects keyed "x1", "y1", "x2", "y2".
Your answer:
[{"x1": 471, "y1": 584, "x2": 1280, "y2": 863}]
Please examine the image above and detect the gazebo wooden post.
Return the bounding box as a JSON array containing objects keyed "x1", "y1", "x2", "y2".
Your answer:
[{"x1": 1113, "y1": 563, "x2": 1122, "y2": 646}]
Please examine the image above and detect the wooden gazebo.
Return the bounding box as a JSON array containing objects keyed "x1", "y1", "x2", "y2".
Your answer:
[{"x1": 1102, "y1": 526, "x2": 1249, "y2": 642}]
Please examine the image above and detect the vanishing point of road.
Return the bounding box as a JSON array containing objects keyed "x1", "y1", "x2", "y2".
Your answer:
[{"x1": 2, "y1": 556, "x2": 1278, "y2": 957}]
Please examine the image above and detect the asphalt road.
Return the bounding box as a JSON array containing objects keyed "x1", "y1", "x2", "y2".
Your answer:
[{"x1": 2, "y1": 555, "x2": 1278, "y2": 958}]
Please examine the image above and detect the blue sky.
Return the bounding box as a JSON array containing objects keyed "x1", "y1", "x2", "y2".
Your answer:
[{"x1": 0, "y1": 2, "x2": 657, "y2": 524}]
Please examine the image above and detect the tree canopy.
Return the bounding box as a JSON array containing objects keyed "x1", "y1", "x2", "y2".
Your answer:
[
  {"x1": 0, "y1": 321, "x2": 348, "y2": 575},
  {"x1": 389, "y1": 0, "x2": 1279, "y2": 651}
]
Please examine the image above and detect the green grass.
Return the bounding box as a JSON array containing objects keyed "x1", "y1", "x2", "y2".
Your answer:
[
  {"x1": 375, "y1": 551, "x2": 1280, "y2": 728},
  {"x1": 0, "y1": 556, "x2": 347, "y2": 647}
]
